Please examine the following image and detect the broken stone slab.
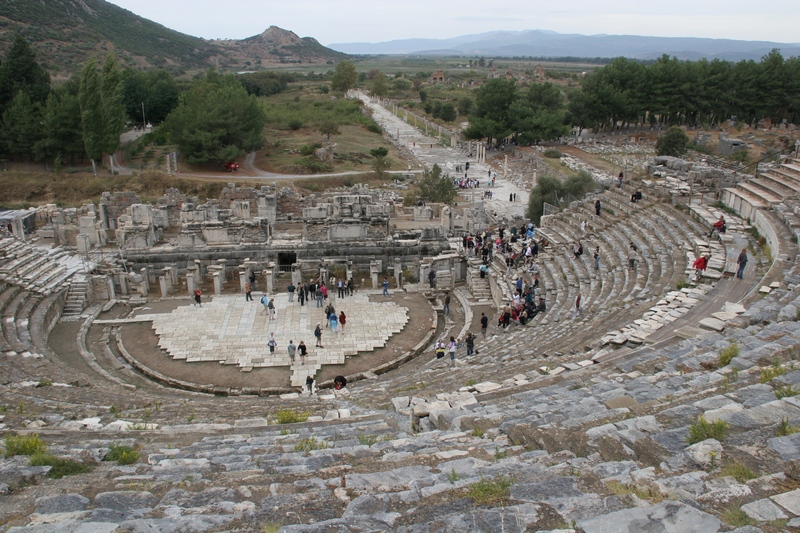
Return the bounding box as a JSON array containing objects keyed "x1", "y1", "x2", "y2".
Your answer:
[
  {"x1": 772, "y1": 488, "x2": 800, "y2": 515},
  {"x1": 576, "y1": 500, "x2": 720, "y2": 533},
  {"x1": 721, "y1": 302, "x2": 747, "y2": 314},
  {"x1": 768, "y1": 433, "x2": 800, "y2": 461},
  {"x1": 391, "y1": 396, "x2": 410, "y2": 411},
  {"x1": 759, "y1": 286, "x2": 773, "y2": 294},
  {"x1": 472, "y1": 382, "x2": 502, "y2": 393},
  {"x1": 412, "y1": 400, "x2": 451, "y2": 418},
  {"x1": 741, "y1": 498, "x2": 788, "y2": 522},
  {"x1": 684, "y1": 438, "x2": 723, "y2": 469},
  {"x1": 698, "y1": 317, "x2": 726, "y2": 332}
]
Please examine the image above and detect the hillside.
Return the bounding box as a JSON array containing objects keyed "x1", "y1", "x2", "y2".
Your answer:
[
  {"x1": 330, "y1": 29, "x2": 800, "y2": 61},
  {"x1": 0, "y1": 0, "x2": 346, "y2": 78},
  {"x1": 214, "y1": 26, "x2": 348, "y2": 67}
]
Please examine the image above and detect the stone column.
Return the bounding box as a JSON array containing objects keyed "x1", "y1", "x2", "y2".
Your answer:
[
  {"x1": 319, "y1": 266, "x2": 329, "y2": 285},
  {"x1": 264, "y1": 269, "x2": 274, "y2": 295},
  {"x1": 216, "y1": 259, "x2": 227, "y2": 279},
  {"x1": 291, "y1": 264, "x2": 302, "y2": 286},
  {"x1": 187, "y1": 274, "x2": 196, "y2": 296},
  {"x1": 106, "y1": 277, "x2": 116, "y2": 300},
  {"x1": 370, "y1": 260, "x2": 380, "y2": 289},
  {"x1": 159, "y1": 276, "x2": 169, "y2": 298},
  {"x1": 212, "y1": 272, "x2": 222, "y2": 295},
  {"x1": 194, "y1": 260, "x2": 204, "y2": 283},
  {"x1": 239, "y1": 271, "x2": 247, "y2": 292},
  {"x1": 420, "y1": 263, "x2": 431, "y2": 288},
  {"x1": 118, "y1": 273, "x2": 128, "y2": 296},
  {"x1": 394, "y1": 258, "x2": 403, "y2": 289},
  {"x1": 163, "y1": 267, "x2": 173, "y2": 292},
  {"x1": 140, "y1": 267, "x2": 149, "y2": 294},
  {"x1": 76, "y1": 233, "x2": 90, "y2": 253},
  {"x1": 346, "y1": 260, "x2": 354, "y2": 282}
]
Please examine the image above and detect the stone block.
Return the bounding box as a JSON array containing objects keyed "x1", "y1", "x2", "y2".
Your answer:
[
  {"x1": 772, "y1": 488, "x2": 800, "y2": 515},
  {"x1": 473, "y1": 382, "x2": 502, "y2": 393},
  {"x1": 577, "y1": 500, "x2": 720, "y2": 533},
  {"x1": 684, "y1": 438, "x2": 723, "y2": 468},
  {"x1": 741, "y1": 498, "x2": 788, "y2": 522}
]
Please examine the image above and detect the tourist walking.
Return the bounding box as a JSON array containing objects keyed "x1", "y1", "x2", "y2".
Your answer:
[
  {"x1": 737, "y1": 248, "x2": 748, "y2": 279},
  {"x1": 595, "y1": 199, "x2": 601, "y2": 216},
  {"x1": 316, "y1": 287, "x2": 324, "y2": 307},
  {"x1": 339, "y1": 311, "x2": 346, "y2": 331},
  {"x1": 480, "y1": 312, "x2": 488, "y2": 338},
  {"x1": 314, "y1": 323, "x2": 323, "y2": 347},
  {"x1": 267, "y1": 332, "x2": 277, "y2": 353},
  {"x1": 329, "y1": 310, "x2": 339, "y2": 332},
  {"x1": 260, "y1": 294, "x2": 268, "y2": 314},
  {"x1": 443, "y1": 292, "x2": 451, "y2": 316},
  {"x1": 628, "y1": 247, "x2": 638, "y2": 270},
  {"x1": 306, "y1": 375, "x2": 314, "y2": 395},
  {"x1": 245, "y1": 281, "x2": 253, "y2": 302},
  {"x1": 194, "y1": 288, "x2": 202, "y2": 307},
  {"x1": 383, "y1": 277, "x2": 390, "y2": 296},
  {"x1": 693, "y1": 254, "x2": 709, "y2": 281},
  {"x1": 287, "y1": 282, "x2": 295, "y2": 302},
  {"x1": 594, "y1": 247, "x2": 600, "y2": 270},
  {"x1": 338, "y1": 279, "x2": 345, "y2": 298},
  {"x1": 267, "y1": 298, "x2": 276, "y2": 319},
  {"x1": 428, "y1": 269, "x2": 436, "y2": 288},
  {"x1": 573, "y1": 294, "x2": 582, "y2": 320},
  {"x1": 298, "y1": 287, "x2": 305, "y2": 306},
  {"x1": 465, "y1": 333, "x2": 475, "y2": 356},
  {"x1": 298, "y1": 341, "x2": 307, "y2": 364},
  {"x1": 287, "y1": 340, "x2": 296, "y2": 365},
  {"x1": 448, "y1": 336, "x2": 458, "y2": 362}
]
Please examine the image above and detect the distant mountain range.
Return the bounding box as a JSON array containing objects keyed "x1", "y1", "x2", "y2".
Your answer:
[
  {"x1": 330, "y1": 29, "x2": 800, "y2": 61},
  {"x1": 0, "y1": 0, "x2": 345, "y2": 78}
]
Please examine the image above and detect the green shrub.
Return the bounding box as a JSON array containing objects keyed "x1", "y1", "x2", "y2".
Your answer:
[
  {"x1": 718, "y1": 342, "x2": 740, "y2": 367},
  {"x1": 287, "y1": 119, "x2": 304, "y2": 130},
  {"x1": 719, "y1": 462, "x2": 757, "y2": 483},
  {"x1": 687, "y1": 416, "x2": 729, "y2": 444},
  {"x1": 676, "y1": 279, "x2": 690, "y2": 290},
  {"x1": 37, "y1": 378, "x2": 53, "y2": 387},
  {"x1": 366, "y1": 122, "x2": 382, "y2": 134},
  {"x1": 543, "y1": 149, "x2": 563, "y2": 159},
  {"x1": 357, "y1": 434, "x2": 378, "y2": 446},
  {"x1": 275, "y1": 409, "x2": 309, "y2": 424},
  {"x1": 4, "y1": 434, "x2": 47, "y2": 458},
  {"x1": 294, "y1": 437, "x2": 327, "y2": 452},
  {"x1": 720, "y1": 505, "x2": 753, "y2": 527},
  {"x1": 775, "y1": 385, "x2": 800, "y2": 399},
  {"x1": 299, "y1": 158, "x2": 333, "y2": 173},
  {"x1": 299, "y1": 142, "x2": 322, "y2": 156},
  {"x1": 467, "y1": 476, "x2": 512, "y2": 505},
  {"x1": 30, "y1": 454, "x2": 92, "y2": 478},
  {"x1": 776, "y1": 417, "x2": 800, "y2": 437},
  {"x1": 104, "y1": 444, "x2": 140, "y2": 465},
  {"x1": 761, "y1": 362, "x2": 789, "y2": 383}
]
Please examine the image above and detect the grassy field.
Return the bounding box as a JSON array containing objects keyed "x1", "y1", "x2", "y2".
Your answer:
[{"x1": 256, "y1": 85, "x2": 406, "y2": 174}]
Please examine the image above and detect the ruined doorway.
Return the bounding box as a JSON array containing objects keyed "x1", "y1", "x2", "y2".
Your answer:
[{"x1": 278, "y1": 252, "x2": 297, "y2": 273}]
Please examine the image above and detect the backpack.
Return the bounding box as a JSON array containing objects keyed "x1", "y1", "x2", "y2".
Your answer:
[{"x1": 260, "y1": 296, "x2": 267, "y2": 305}]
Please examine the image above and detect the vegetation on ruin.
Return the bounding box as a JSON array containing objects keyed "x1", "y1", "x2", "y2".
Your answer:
[
  {"x1": 655, "y1": 126, "x2": 690, "y2": 157},
  {"x1": 104, "y1": 444, "x2": 141, "y2": 465},
  {"x1": 3, "y1": 433, "x2": 47, "y2": 457},
  {"x1": 274, "y1": 409, "x2": 310, "y2": 424},
  {"x1": 404, "y1": 164, "x2": 457, "y2": 206},
  {"x1": 466, "y1": 476, "x2": 513, "y2": 505},
  {"x1": 526, "y1": 169, "x2": 597, "y2": 224},
  {"x1": 686, "y1": 416, "x2": 730, "y2": 444},
  {"x1": 718, "y1": 341, "x2": 740, "y2": 367},
  {"x1": 30, "y1": 453, "x2": 92, "y2": 478}
]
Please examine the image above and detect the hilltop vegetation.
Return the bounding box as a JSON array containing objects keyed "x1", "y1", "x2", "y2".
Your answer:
[{"x1": 0, "y1": 1, "x2": 346, "y2": 78}]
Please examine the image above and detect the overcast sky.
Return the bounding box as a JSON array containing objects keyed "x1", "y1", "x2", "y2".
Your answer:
[{"x1": 104, "y1": 0, "x2": 800, "y2": 45}]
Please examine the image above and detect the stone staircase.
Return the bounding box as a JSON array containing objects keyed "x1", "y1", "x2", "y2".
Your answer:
[
  {"x1": 61, "y1": 275, "x2": 89, "y2": 318},
  {"x1": 723, "y1": 156, "x2": 800, "y2": 220}
]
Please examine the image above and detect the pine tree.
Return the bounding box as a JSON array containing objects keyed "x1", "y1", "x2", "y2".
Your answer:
[{"x1": 0, "y1": 35, "x2": 50, "y2": 113}]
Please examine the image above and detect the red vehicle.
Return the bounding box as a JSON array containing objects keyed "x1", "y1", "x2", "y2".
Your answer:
[{"x1": 224, "y1": 161, "x2": 239, "y2": 172}]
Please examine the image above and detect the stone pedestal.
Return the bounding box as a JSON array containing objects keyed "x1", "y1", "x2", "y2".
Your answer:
[
  {"x1": 291, "y1": 264, "x2": 302, "y2": 286},
  {"x1": 76, "y1": 233, "x2": 91, "y2": 253},
  {"x1": 139, "y1": 267, "x2": 149, "y2": 294},
  {"x1": 239, "y1": 271, "x2": 247, "y2": 292},
  {"x1": 187, "y1": 274, "x2": 195, "y2": 296},
  {"x1": 420, "y1": 263, "x2": 431, "y2": 288},
  {"x1": 370, "y1": 260, "x2": 380, "y2": 289},
  {"x1": 119, "y1": 273, "x2": 128, "y2": 296},
  {"x1": 265, "y1": 269, "x2": 274, "y2": 295},
  {"x1": 212, "y1": 272, "x2": 222, "y2": 295},
  {"x1": 319, "y1": 267, "x2": 329, "y2": 285},
  {"x1": 194, "y1": 260, "x2": 204, "y2": 282},
  {"x1": 394, "y1": 258, "x2": 403, "y2": 289},
  {"x1": 106, "y1": 277, "x2": 116, "y2": 300},
  {"x1": 163, "y1": 267, "x2": 173, "y2": 292},
  {"x1": 186, "y1": 265, "x2": 198, "y2": 291},
  {"x1": 159, "y1": 276, "x2": 169, "y2": 298},
  {"x1": 216, "y1": 259, "x2": 227, "y2": 279}
]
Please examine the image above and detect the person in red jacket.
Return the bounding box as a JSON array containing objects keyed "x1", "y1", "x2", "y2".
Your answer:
[{"x1": 693, "y1": 254, "x2": 710, "y2": 280}]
